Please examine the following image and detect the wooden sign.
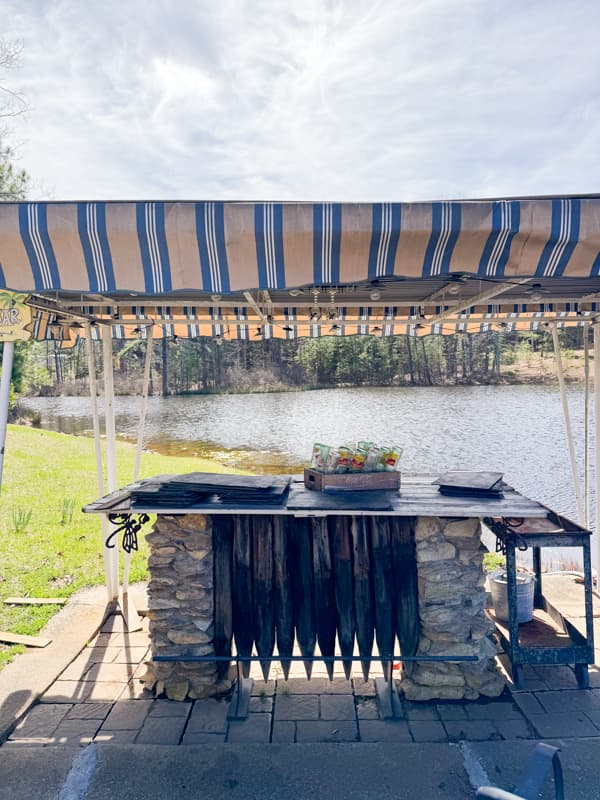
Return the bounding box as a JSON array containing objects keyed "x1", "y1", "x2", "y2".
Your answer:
[{"x1": 0, "y1": 291, "x2": 31, "y2": 342}]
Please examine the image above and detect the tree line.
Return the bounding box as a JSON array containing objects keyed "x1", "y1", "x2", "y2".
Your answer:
[{"x1": 7, "y1": 325, "x2": 585, "y2": 399}]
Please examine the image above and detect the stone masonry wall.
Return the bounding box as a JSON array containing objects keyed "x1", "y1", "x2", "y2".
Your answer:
[
  {"x1": 139, "y1": 514, "x2": 233, "y2": 701},
  {"x1": 399, "y1": 516, "x2": 504, "y2": 701}
]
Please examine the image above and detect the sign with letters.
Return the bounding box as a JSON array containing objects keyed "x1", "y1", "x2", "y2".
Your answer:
[{"x1": 0, "y1": 291, "x2": 32, "y2": 342}]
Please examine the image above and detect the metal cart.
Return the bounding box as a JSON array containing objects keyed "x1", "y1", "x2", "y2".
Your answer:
[{"x1": 484, "y1": 512, "x2": 594, "y2": 689}]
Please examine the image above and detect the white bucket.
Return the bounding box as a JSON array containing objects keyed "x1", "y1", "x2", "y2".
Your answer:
[{"x1": 490, "y1": 571, "x2": 535, "y2": 623}]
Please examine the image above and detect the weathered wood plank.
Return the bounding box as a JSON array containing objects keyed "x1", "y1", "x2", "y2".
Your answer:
[
  {"x1": 289, "y1": 517, "x2": 316, "y2": 678},
  {"x1": 252, "y1": 516, "x2": 275, "y2": 681},
  {"x1": 0, "y1": 632, "x2": 51, "y2": 647},
  {"x1": 3, "y1": 597, "x2": 66, "y2": 606},
  {"x1": 351, "y1": 516, "x2": 374, "y2": 681},
  {"x1": 312, "y1": 518, "x2": 336, "y2": 679},
  {"x1": 390, "y1": 517, "x2": 420, "y2": 674},
  {"x1": 370, "y1": 517, "x2": 395, "y2": 681},
  {"x1": 272, "y1": 516, "x2": 294, "y2": 679},
  {"x1": 330, "y1": 516, "x2": 356, "y2": 679},
  {"x1": 213, "y1": 515, "x2": 234, "y2": 679},
  {"x1": 232, "y1": 515, "x2": 253, "y2": 678}
]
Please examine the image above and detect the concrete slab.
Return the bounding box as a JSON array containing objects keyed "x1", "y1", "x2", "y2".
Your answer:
[
  {"x1": 3, "y1": 738, "x2": 600, "y2": 799},
  {"x1": 181, "y1": 731, "x2": 226, "y2": 745},
  {"x1": 65, "y1": 702, "x2": 113, "y2": 720},
  {"x1": 465, "y1": 701, "x2": 522, "y2": 720},
  {"x1": 274, "y1": 694, "x2": 319, "y2": 720},
  {"x1": 408, "y1": 720, "x2": 448, "y2": 742},
  {"x1": 186, "y1": 699, "x2": 229, "y2": 733},
  {"x1": 271, "y1": 720, "x2": 296, "y2": 742},
  {"x1": 135, "y1": 716, "x2": 187, "y2": 745},
  {"x1": 295, "y1": 720, "x2": 358, "y2": 742},
  {"x1": 527, "y1": 711, "x2": 600, "y2": 738},
  {"x1": 356, "y1": 698, "x2": 379, "y2": 719},
  {"x1": 51, "y1": 718, "x2": 103, "y2": 746},
  {"x1": 534, "y1": 688, "x2": 600, "y2": 713},
  {"x1": 404, "y1": 701, "x2": 440, "y2": 720},
  {"x1": 352, "y1": 678, "x2": 376, "y2": 697},
  {"x1": 94, "y1": 729, "x2": 138, "y2": 745},
  {"x1": 101, "y1": 699, "x2": 153, "y2": 731},
  {"x1": 227, "y1": 716, "x2": 271, "y2": 743},
  {"x1": 247, "y1": 695, "x2": 273, "y2": 714},
  {"x1": 0, "y1": 745, "x2": 79, "y2": 800},
  {"x1": 443, "y1": 719, "x2": 501, "y2": 742},
  {"x1": 82, "y1": 743, "x2": 472, "y2": 800},
  {"x1": 148, "y1": 699, "x2": 192, "y2": 718},
  {"x1": 436, "y1": 703, "x2": 468, "y2": 721},
  {"x1": 0, "y1": 586, "x2": 110, "y2": 743},
  {"x1": 319, "y1": 693, "x2": 355, "y2": 720},
  {"x1": 359, "y1": 719, "x2": 411, "y2": 742},
  {"x1": 493, "y1": 717, "x2": 534, "y2": 740},
  {"x1": 471, "y1": 738, "x2": 600, "y2": 800},
  {"x1": 9, "y1": 703, "x2": 71, "y2": 739}
]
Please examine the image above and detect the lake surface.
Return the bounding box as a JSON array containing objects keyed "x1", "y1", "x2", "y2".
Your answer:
[{"x1": 19, "y1": 385, "x2": 595, "y2": 537}]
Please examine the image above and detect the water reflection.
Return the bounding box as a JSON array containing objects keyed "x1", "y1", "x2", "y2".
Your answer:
[{"x1": 18, "y1": 384, "x2": 594, "y2": 528}]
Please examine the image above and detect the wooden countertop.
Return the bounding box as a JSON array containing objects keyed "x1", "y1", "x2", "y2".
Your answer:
[{"x1": 83, "y1": 473, "x2": 549, "y2": 519}]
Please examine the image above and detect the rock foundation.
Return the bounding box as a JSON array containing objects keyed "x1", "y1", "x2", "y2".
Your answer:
[
  {"x1": 140, "y1": 514, "x2": 233, "y2": 701},
  {"x1": 399, "y1": 516, "x2": 504, "y2": 700}
]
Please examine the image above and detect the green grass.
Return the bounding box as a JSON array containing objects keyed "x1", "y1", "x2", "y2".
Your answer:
[{"x1": 0, "y1": 424, "x2": 244, "y2": 669}]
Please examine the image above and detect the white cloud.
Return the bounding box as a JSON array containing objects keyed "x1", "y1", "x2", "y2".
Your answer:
[{"x1": 1, "y1": 0, "x2": 600, "y2": 200}]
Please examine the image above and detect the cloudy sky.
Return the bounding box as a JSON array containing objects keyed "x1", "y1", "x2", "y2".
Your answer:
[{"x1": 2, "y1": 0, "x2": 600, "y2": 201}]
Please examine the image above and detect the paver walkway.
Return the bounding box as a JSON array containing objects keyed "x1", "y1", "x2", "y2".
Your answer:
[{"x1": 4, "y1": 604, "x2": 600, "y2": 748}]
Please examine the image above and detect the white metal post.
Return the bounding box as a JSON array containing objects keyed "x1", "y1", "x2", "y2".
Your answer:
[
  {"x1": 133, "y1": 327, "x2": 154, "y2": 482},
  {"x1": 85, "y1": 326, "x2": 114, "y2": 600},
  {"x1": 0, "y1": 341, "x2": 15, "y2": 494},
  {"x1": 122, "y1": 328, "x2": 154, "y2": 595},
  {"x1": 102, "y1": 327, "x2": 119, "y2": 600},
  {"x1": 584, "y1": 323, "x2": 591, "y2": 527},
  {"x1": 551, "y1": 324, "x2": 584, "y2": 524},
  {"x1": 594, "y1": 324, "x2": 600, "y2": 585}
]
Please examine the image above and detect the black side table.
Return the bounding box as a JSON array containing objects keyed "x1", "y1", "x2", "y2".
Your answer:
[{"x1": 484, "y1": 511, "x2": 594, "y2": 689}]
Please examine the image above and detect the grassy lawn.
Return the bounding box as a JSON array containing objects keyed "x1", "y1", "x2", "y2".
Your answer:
[{"x1": 0, "y1": 424, "x2": 243, "y2": 669}]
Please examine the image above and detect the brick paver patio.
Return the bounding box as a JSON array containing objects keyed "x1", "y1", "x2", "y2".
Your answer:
[{"x1": 4, "y1": 608, "x2": 600, "y2": 749}]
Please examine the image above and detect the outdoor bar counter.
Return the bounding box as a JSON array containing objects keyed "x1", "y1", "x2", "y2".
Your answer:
[{"x1": 84, "y1": 474, "x2": 595, "y2": 707}]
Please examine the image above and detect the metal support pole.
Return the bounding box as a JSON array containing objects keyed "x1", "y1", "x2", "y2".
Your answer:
[
  {"x1": 584, "y1": 323, "x2": 591, "y2": 527},
  {"x1": 85, "y1": 327, "x2": 114, "y2": 601},
  {"x1": 85, "y1": 328, "x2": 105, "y2": 498},
  {"x1": 551, "y1": 324, "x2": 584, "y2": 524},
  {"x1": 102, "y1": 327, "x2": 119, "y2": 600},
  {"x1": 133, "y1": 327, "x2": 153, "y2": 482},
  {"x1": 0, "y1": 341, "x2": 14, "y2": 493},
  {"x1": 594, "y1": 324, "x2": 600, "y2": 588},
  {"x1": 123, "y1": 328, "x2": 154, "y2": 595}
]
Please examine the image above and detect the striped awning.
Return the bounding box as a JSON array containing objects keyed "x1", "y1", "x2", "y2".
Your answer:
[
  {"x1": 2, "y1": 197, "x2": 600, "y2": 295},
  {"x1": 34, "y1": 303, "x2": 595, "y2": 347}
]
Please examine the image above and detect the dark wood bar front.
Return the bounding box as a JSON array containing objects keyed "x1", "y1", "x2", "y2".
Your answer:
[{"x1": 85, "y1": 474, "x2": 569, "y2": 703}]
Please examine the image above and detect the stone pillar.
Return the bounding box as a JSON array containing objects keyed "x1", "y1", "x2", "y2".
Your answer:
[
  {"x1": 140, "y1": 514, "x2": 233, "y2": 701},
  {"x1": 399, "y1": 516, "x2": 504, "y2": 701}
]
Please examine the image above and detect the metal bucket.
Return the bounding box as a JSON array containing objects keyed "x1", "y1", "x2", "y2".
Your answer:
[{"x1": 490, "y1": 571, "x2": 535, "y2": 623}]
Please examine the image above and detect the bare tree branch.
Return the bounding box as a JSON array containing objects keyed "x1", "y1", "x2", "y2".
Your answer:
[
  {"x1": 0, "y1": 39, "x2": 27, "y2": 118},
  {"x1": 0, "y1": 38, "x2": 29, "y2": 200}
]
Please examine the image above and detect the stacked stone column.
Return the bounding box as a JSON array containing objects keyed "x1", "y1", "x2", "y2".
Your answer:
[
  {"x1": 140, "y1": 514, "x2": 233, "y2": 701},
  {"x1": 399, "y1": 516, "x2": 504, "y2": 701}
]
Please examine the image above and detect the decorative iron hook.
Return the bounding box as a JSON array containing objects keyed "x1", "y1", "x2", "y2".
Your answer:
[{"x1": 106, "y1": 513, "x2": 150, "y2": 553}]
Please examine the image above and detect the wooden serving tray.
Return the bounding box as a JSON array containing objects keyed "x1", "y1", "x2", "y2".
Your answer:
[{"x1": 304, "y1": 468, "x2": 400, "y2": 492}]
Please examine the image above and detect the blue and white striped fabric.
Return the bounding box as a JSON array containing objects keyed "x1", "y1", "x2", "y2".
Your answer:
[{"x1": 2, "y1": 197, "x2": 600, "y2": 294}]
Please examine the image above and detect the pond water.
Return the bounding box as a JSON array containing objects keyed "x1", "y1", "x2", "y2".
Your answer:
[{"x1": 19, "y1": 384, "x2": 594, "y2": 540}]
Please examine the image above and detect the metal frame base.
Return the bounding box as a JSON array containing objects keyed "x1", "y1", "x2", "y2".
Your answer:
[{"x1": 375, "y1": 677, "x2": 402, "y2": 719}]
